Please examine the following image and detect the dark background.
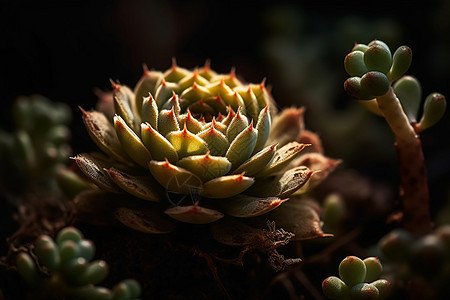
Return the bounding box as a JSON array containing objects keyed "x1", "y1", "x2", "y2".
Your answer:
[{"x1": 1, "y1": 0, "x2": 449, "y2": 215}]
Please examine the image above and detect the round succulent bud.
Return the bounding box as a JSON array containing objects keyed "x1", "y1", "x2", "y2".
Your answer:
[
  {"x1": 322, "y1": 193, "x2": 346, "y2": 231},
  {"x1": 364, "y1": 42, "x2": 392, "y2": 74},
  {"x1": 392, "y1": 75, "x2": 422, "y2": 122},
  {"x1": 16, "y1": 252, "x2": 40, "y2": 285},
  {"x1": 378, "y1": 228, "x2": 413, "y2": 262},
  {"x1": 344, "y1": 51, "x2": 368, "y2": 77},
  {"x1": 360, "y1": 72, "x2": 390, "y2": 96},
  {"x1": 344, "y1": 77, "x2": 374, "y2": 100},
  {"x1": 322, "y1": 276, "x2": 350, "y2": 300},
  {"x1": 371, "y1": 279, "x2": 392, "y2": 300},
  {"x1": 339, "y1": 256, "x2": 367, "y2": 287},
  {"x1": 352, "y1": 43, "x2": 369, "y2": 53},
  {"x1": 35, "y1": 235, "x2": 60, "y2": 272},
  {"x1": 120, "y1": 279, "x2": 141, "y2": 298},
  {"x1": 417, "y1": 93, "x2": 446, "y2": 131},
  {"x1": 56, "y1": 226, "x2": 84, "y2": 246},
  {"x1": 410, "y1": 234, "x2": 445, "y2": 276},
  {"x1": 363, "y1": 257, "x2": 383, "y2": 283},
  {"x1": 350, "y1": 283, "x2": 379, "y2": 300},
  {"x1": 388, "y1": 46, "x2": 412, "y2": 82}
]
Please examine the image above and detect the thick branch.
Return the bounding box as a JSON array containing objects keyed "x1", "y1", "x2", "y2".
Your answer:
[{"x1": 376, "y1": 87, "x2": 432, "y2": 236}]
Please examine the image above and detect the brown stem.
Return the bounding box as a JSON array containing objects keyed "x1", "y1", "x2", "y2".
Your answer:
[{"x1": 376, "y1": 87, "x2": 432, "y2": 236}]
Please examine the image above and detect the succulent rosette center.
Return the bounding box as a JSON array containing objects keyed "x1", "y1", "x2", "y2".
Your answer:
[{"x1": 74, "y1": 61, "x2": 339, "y2": 245}]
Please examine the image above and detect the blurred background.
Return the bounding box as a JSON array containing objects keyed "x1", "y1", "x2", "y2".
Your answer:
[{"x1": 1, "y1": 0, "x2": 449, "y2": 217}]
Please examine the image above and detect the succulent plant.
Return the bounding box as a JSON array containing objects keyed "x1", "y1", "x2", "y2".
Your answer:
[
  {"x1": 73, "y1": 60, "x2": 339, "y2": 246},
  {"x1": 322, "y1": 256, "x2": 392, "y2": 300},
  {"x1": 16, "y1": 226, "x2": 141, "y2": 300},
  {"x1": 0, "y1": 95, "x2": 72, "y2": 193}
]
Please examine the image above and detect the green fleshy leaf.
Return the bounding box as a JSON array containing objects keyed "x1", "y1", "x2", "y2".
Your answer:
[
  {"x1": 141, "y1": 122, "x2": 179, "y2": 163},
  {"x1": 249, "y1": 82, "x2": 274, "y2": 113},
  {"x1": 198, "y1": 60, "x2": 218, "y2": 80},
  {"x1": 187, "y1": 99, "x2": 216, "y2": 116},
  {"x1": 200, "y1": 174, "x2": 255, "y2": 198},
  {"x1": 257, "y1": 142, "x2": 307, "y2": 177},
  {"x1": 177, "y1": 110, "x2": 204, "y2": 134},
  {"x1": 417, "y1": 93, "x2": 447, "y2": 131},
  {"x1": 76, "y1": 260, "x2": 109, "y2": 285},
  {"x1": 246, "y1": 166, "x2": 312, "y2": 198},
  {"x1": 203, "y1": 96, "x2": 228, "y2": 116},
  {"x1": 157, "y1": 107, "x2": 180, "y2": 137},
  {"x1": 388, "y1": 45, "x2": 412, "y2": 82},
  {"x1": 80, "y1": 108, "x2": 129, "y2": 164},
  {"x1": 161, "y1": 93, "x2": 181, "y2": 117},
  {"x1": 364, "y1": 42, "x2": 392, "y2": 74},
  {"x1": 352, "y1": 43, "x2": 369, "y2": 52},
  {"x1": 166, "y1": 126, "x2": 208, "y2": 159},
  {"x1": 134, "y1": 67, "x2": 164, "y2": 115},
  {"x1": 68, "y1": 286, "x2": 112, "y2": 300},
  {"x1": 163, "y1": 62, "x2": 191, "y2": 83},
  {"x1": 196, "y1": 122, "x2": 229, "y2": 156},
  {"x1": 59, "y1": 240, "x2": 81, "y2": 267},
  {"x1": 371, "y1": 279, "x2": 392, "y2": 300},
  {"x1": 360, "y1": 71, "x2": 390, "y2": 96},
  {"x1": 115, "y1": 206, "x2": 177, "y2": 234},
  {"x1": 35, "y1": 235, "x2": 60, "y2": 271},
  {"x1": 218, "y1": 195, "x2": 287, "y2": 218},
  {"x1": 179, "y1": 83, "x2": 212, "y2": 105},
  {"x1": 393, "y1": 75, "x2": 422, "y2": 122},
  {"x1": 56, "y1": 227, "x2": 83, "y2": 246},
  {"x1": 339, "y1": 256, "x2": 367, "y2": 287},
  {"x1": 232, "y1": 143, "x2": 277, "y2": 176},
  {"x1": 226, "y1": 107, "x2": 249, "y2": 142},
  {"x1": 344, "y1": 50, "x2": 368, "y2": 77},
  {"x1": 106, "y1": 167, "x2": 163, "y2": 202},
  {"x1": 234, "y1": 86, "x2": 259, "y2": 121},
  {"x1": 148, "y1": 160, "x2": 202, "y2": 194},
  {"x1": 220, "y1": 107, "x2": 235, "y2": 126},
  {"x1": 253, "y1": 106, "x2": 271, "y2": 153},
  {"x1": 112, "y1": 282, "x2": 131, "y2": 300},
  {"x1": 210, "y1": 68, "x2": 243, "y2": 88},
  {"x1": 322, "y1": 276, "x2": 350, "y2": 300},
  {"x1": 120, "y1": 279, "x2": 141, "y2": 298},
  {"x1": 113, "y1": 82, "x2": 140, "y2": 133},
  {"x1": 78, "y1": 240, "x2": 95, "y2": 261},
  {"x1": 154, "y1": 80, "x2": 179, "y2": 109},
  {"x1": 221, "y1": 91, "x2": 245, "y2": 113},
  {"x1": 165, "y1": 204, "x2": 224, "y2": 224},
  {"x1": 177, "y1": 69, "x2": 210, "y2": 91},
  {"x1": 344, "y1": 77, "x2": 375, "y2": 100},
  {"x1": 16, "y1": 252, "x2": 40, "y2": 285},
  {"x1": 176, "y1": 153, "x2": 231, "y2": 182},
  {"x1": 71, "y1": 153, "x2": 123, "y2": 193},
  {"x1": 114, "y1": 115, "x2": 152, "y2": 168},
  {"x1": 225, "y1": 123, "x2": 258, "y2": 169},
  {"x1": 206, "y1": 80, "x2": 234, "y2": 102},
  {"x1": 202, "y1": 117, "x2": 227, "y2": 134}
]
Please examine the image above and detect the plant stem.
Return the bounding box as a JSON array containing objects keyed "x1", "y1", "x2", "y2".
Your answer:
[{"x1": 376, "y1": 87, "x2": 431, "y2": 236}]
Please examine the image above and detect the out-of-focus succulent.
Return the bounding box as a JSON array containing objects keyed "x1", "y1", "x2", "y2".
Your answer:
[
  {"x1": 16, "y1": 226, "x2": 141, "y2": 300},
  {"x1": 0, "y1": 95, "x2": 72, "y2": 193},
  {"x1": 73, "y1": 61, "x2": 339, "y2": 246},
  {"x1": 322, "y1": 256, "x2": 391, "y2": 300}
]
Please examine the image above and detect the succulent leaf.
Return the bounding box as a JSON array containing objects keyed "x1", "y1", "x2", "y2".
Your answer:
[
  {"x1": 148, "y1": 160, "x2": 202, "y2": 194},
  {"x1": 388, "y1": 45, "x2": 412, "y2": 82},
  {"x1": 141, "y1": 122, "x2": 179, "y2": 163},
  {"x1": 155, "y1": 80, "x2": 178, "y2": 109},
  {"x1": 77, "y1": 260, "x2": 109, "y2": 285},
  {"x1": 115, "y1": 206, "x2": 177, "y2": 233},
  {"x1": 417, "y1": 92, "x2": 447, "y2": 131},
  {"x1": 113, "y1": 82, "x2": 140, "y2": 133},
  {"x1": 344, "y1": 50, "x2": 368, "y2": 77},
  {"x1": 165, "y1": 204, "x2": 224, "y2": 224},
  {"x1": 196, "y1": 123, "x2": 229, "y2": 156},
  {"x1": 226, "y1": 107, "x2": 249, "y2": 142},
  {"x1": 267, "y1": 107, "x2": 304, "y2": 146},
  {"x1": 393, "y1": 75, "x2": 422, "y2": 121},
  {"x1": 232, "y1": 143, "x2": 277, "y2": 176},
  {"x1": 134, "y1": 67, "x2": 164, "y2": 115},
  {"x1": 218, "y1": 195, "x2": 287, "y2": 218},
  {"x1": 360, "y1": 71, "x2": 390, "y2": 96},
  {"x1": 364, "y1": 43, "x2": 392, "y2": 74},
  {"x1": 157, "y1": 108, "x2": 180, "y2": 137},
  {"x1": 225, "y1": 123, "x2": 258, "y2": 169},
  {"x1": 176, "y1": 152, "x2": 232, "y2": 182},
  {"x1": 166, "y1": 125, "x2": 208, "y2": 159},
  {"x1": 106, "y1": 167, "x2": 163, "y2": 202},
  {"x1": 114, "y1": 115, "x2": 152, "y2": 168},
  {"x1": 200, "y1": 174, "x2": 255, "y2": 198},
  {"x1": 177, "y1": 110, "x2": 204, "y2": 134},
  {"x1": 253, "y1": 106, "x2": 271, "y2": 154},
  {"x1": 16, "y1": 253, "x2": 40, "y2": 285},
  {"x1": 344, "y1": 77, "x2": 374, "y2": 100},
  {"x1": 258, "y1": 142, "x2": 308, "y2": 177}
]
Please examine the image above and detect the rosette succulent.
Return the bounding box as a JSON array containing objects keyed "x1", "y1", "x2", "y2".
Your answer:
[{"x1": 73, "y1": 61, "x2": 338, "y2": 245}]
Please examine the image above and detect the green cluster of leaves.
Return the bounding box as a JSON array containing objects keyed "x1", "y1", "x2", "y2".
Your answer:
[
  {"x1": 343, "y1": 40, "x2": 446, "y2": 131},
  {"x1": 16, "y1": 227, "x2": 140, "y2": 300},
  {"x1": 378, "y1": 225, "x2": 450, "y2": 278},
  {"x1": 0, "y1": 95, "x2": 72, "y2": 192},
  {"x1": 322, "y1": 256, "x2": 392, "y2": 300}
]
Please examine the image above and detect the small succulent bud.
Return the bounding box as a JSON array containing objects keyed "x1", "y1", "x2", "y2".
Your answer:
[
  {"x1": 350, "y1": 283, "x2": 379, "y2": 300},
  {"x1": 360, "y1": 71, "x2": 390, "y2": 96},
  {"x1": 417, "y1": 93, "x2": 446, "y2": 131},
  {"x1": 344, "y1": 77, "x2": 374, "y2": 100},
  {"x1": 393, "y1": 76, "x2": 422, "y2": 122},
  {"x1": 371, "y1": 279, "x2": 392, "y2": 300},
  {"x1": 363, "y1": 257, "x2": 383, "y2": 283},
  {"x1": 364, "y1": 42, "x2": 392, "y2": 74},
  {"x1": 388, "y1": 46, "x2": 412, "y2": 82},
  {"x1": 378, "y1": 229, "x2": 413, "y2": 262},
  {"x1": 339, "y1": 256, "x2": 367, "y2": 287},
  {"x1": 322, "y1": 193, "x2": 346, "y2": 231},
  {"x1": 16, "y1": 253, "x2": 40, "y2": 285},
  {"x1": 352, "y1": 43, "x2": 369, "y2": 53},
  {"x1": 344, "y1": 51, "x2": 368, "y2": 77},
  {"x1": 322, "y1": 276, "x2": 350, "y2": 300}
]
